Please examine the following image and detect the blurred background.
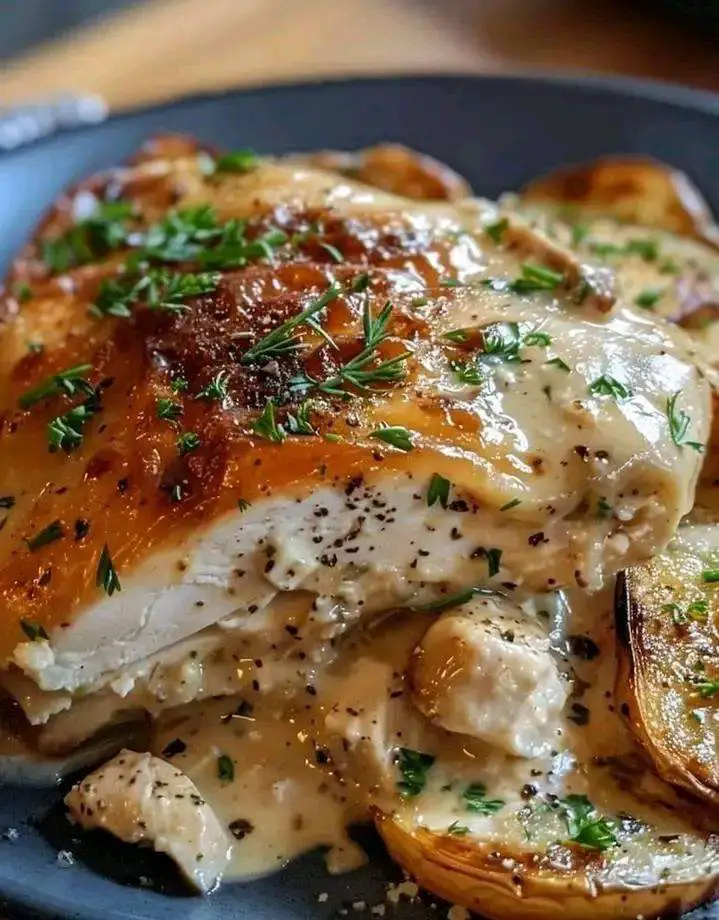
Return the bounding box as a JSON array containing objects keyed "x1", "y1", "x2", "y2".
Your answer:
[{"x1": 0, "y1": 0, "x2": 717, "y2": 117}]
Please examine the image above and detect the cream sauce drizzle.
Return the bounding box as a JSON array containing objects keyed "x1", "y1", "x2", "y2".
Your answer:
[{"x1": 150, "y1": 586, "x2": 718, "y2": 885}]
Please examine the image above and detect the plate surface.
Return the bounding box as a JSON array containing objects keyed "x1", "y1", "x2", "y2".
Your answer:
[{"x1": 1, "y1": 73, "x2": 719, "y2": 920}]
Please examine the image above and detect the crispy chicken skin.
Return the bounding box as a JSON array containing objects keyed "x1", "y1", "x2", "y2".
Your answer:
[{"x1": 0, "y1": 137, "x2": 710, "y2": 704}]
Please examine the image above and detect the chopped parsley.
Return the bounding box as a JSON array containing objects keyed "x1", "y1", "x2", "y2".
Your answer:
[
  {"x1": 252, "y1": 399, "x2": 286, "y2": 442},
  {"x1": 508, "y1": 262, "x2": 564, "y2": 294},
  {"x1": 523, "y1": 330, "x2": 552, "y2": 347},
  {"x1": 588, "y1": 375, "x2": 632, "y2": 400},
  {"x1": 426, "y1": 473, "x2": 451, "y2": 509},
  {"x1": 486, "y1": 547, "x2": 503, "y2": 577},
  {"x1": 545, "y1": 356, "x2": 571, "y2": 373},
  {"x1": 25, "y1": 520, "x2": 64, "y2": 552},
  {"x1": 500, "y1": 498, "x2": 521, "y2": 511},
  {"x1": 41, "y1": 201, "x2": 134, "y2": 273},
  {"x1": 450, "y1": 359, "x2": 482, "y2": 386},
  {"x1": 666, "y1": 390, "x2": 703, "y2": 452},
  {"x1": 396, "y1": 747, "x2": 435, "y2": 798},
  {"x1": 319, "y1": 242, "x2": 344, "y2": 263},
  {"x1": 462, "y1": 783, "x2": 505, "y2": 815},
  {"x1": 19, "y1": 364, "x2": 94, "y2": 409},
  {"x1": 241, "y1": 283, "x2": 342, "y2": 365},
  {"x1": 285, "y1": 400, "x2": 316, "y2": 436},
  {"x1": 20, "y1": 619, "x2": 49, "y2": 641},
  {"x1": 485, "y1": 218, "x2": 508, "y2": 244},
  {"x1": 559, "y1": 794, "x2": 617, "y2": 851},
  {"x1": 442, "y1": 329, "x2": 470, "y2": 344},
  {"x1": 370, "y1": 425, "x2": 413, "y2": 452},
  {"x1": 590, "y1": 238, "x2": 658, "y2": 262},
  {"x1": 156, "y1": 398, "x2": 183, "y2": 421},
  {"x1": 92, "y1": 269, "x2": 220, "y2": 317},
  {"x1": 176, "y1": 431, "x2": 201, "y2": 455},
  {"x1": 447, "y1": 821, "x2": 470, "y2": 836},
  {"x1": 171, "y1": 376, "x2": 189, "y2": 393},
  {"x1": 197, "y1": 371, "x2": 230, "y2": 403},
  {"x1": 48, "y1": 399, "x2": 101, "y2": 453},
  {"x1": 702, "y1": 569, "x2": 719, "y2": 584},
  {"x1": 411, "y1": 586, "x2": 497, "y2": 614},
  {"x1": 96, "y1": 544, "x2": 121, "y2": 596},
  {"x1": 664, "y1": 599, "x2": 708, "y2": 626},
  {"x1": 217, "y1": 753, "x2": 235, "y2": 782},
  {"x1": 634, "y1": 287, "x2": 664, "y2": 310},
  {"x1": 201, "y1": 149, "x2": 258, "y2": 175},
  {"x1": 295, "y1": 299, "x2": 408, "y2": 398},
  {"x1": 694, "y1": 679, "x2": 719, "y2": 699}
]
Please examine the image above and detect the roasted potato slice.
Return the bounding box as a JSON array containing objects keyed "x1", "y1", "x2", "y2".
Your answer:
[
  {"x1": 376, "y1": 810, "x2": 719, "y2": 920},
  {"x1": 521, "y1": 157, "x2": 719, "y2": 247},
  {"x1": 616, "y1": 525, "x2": 719, "y2": 804},
  {"x1": 515, "y1": 158, "x2": 719, "y2": 348}
]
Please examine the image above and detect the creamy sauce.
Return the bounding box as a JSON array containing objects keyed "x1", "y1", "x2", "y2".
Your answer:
[{"x1": 147, "y1": 586, "x2": 718, "y2": 885}]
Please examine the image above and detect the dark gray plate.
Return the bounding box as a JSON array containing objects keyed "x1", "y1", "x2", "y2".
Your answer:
[{"x1": 0, "y1": 73, "x2": 718, "y2": 920}]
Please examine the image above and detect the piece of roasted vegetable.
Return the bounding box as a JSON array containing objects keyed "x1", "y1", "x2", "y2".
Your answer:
[
  {"x1": 515, "y1": 157, "x2": 719, "y2": 347},
  {"x1": 616, "y1": 524, "x2": 719, "y2": 804},
  {"x1": 376, "y1": 809, "x2": 719, "y2": 920},
  {"x1": 521, "y1": 157, "x2": 719, "y2": 247}
]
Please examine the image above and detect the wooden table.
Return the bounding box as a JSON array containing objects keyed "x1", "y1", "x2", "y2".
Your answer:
[{"x1": 1, "y1": 0, "x2": 717, "y2": 111}]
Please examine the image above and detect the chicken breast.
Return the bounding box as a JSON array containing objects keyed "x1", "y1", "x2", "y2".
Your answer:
[
  {"x1": 64, "y1": 748, "x2": 231, "y2": 892},
  {"x1": 409, "y1": 594, "x2": 568, "y2": 758},
  {"x1": 0, "y1": 138, "x2": 710, "y2": 722}
]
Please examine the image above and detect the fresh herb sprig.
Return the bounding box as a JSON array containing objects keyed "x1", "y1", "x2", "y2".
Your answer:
[
  {"x1": 559, "y1": 794, "x2": 617, "y2": 851},
  {"x1": 19, "y1": 365, "x2": 94, "y2": 409},
  {"x1": 666, "y1": 390, "x2": 703, "y2": 452}
]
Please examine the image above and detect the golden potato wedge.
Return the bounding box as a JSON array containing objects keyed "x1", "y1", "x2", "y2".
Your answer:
[
  {"x1": 521, "y1": 157, "x2": 719, "y2": 248},
  {"x1": 616, "y1": 525, "x2": 719, "y2": 806},
  {"x1": 377, "y1": 811, "x2": 719, "y2": 920}
]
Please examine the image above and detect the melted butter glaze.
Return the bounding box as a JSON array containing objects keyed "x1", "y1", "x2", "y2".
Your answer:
[{"x1": 0, "y1": 142, "x2": 709, "y2": 667}]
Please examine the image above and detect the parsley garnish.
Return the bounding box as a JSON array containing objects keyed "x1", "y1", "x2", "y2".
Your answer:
[
  {"x1": 25, "y1": 520, "x2": 64, "y2": 552},
  {"x1": 252, "y1": 398, "x2": 286, "y2": 442},
  {"x1": 487, "y1": 547, "x2": 502, "y2": 577},
  {"x1": 20, "y1": 619, "x2": 49, "y2": 641},
  {"x1": 19, "y1": 364, "x2": 93, "y2": 409},
  {"x1": 292, "y1": 299, "x2": 408, "y2": 398},
  {"x1": 634, "y1": 288, "x2": 664, "y2": 310},
  {"x1": 217, "y1": 753, "x2": 235, "y2": 782},
  {"x1": 545, "y1": 356, "x2": 571, "y2": 373},
  {"x1": 156, "y1": 398, "x2": 183, "y2": 421},
  {"x1": 442, "y1": 329, "x2": 470, "y2": 344},
  {"x1": 141, "y1": 204, "x2": 219, "y2": 262},
  {"x1": 462, "y1": 783, "x2": 505, "y2": 815},
  {"x1": 523, "y1": 330, "x2": 552, "y2": 347},
  {"x1": 319, "y1": 242, "x2": 344, "y2": 263},
  {"x1": 664, "y1": 599, "x2": 708, "y2": 626},
  {"x1": 666, "y1": 390, "x2": 703, "y2": 452},
  {"x1": 447, "y1": 821, "x2": 470, "y2": 836},
  {"x1": 485, "y1": 218, "x2": 508, "y2": 244},
  {"x1": 286, "y1": 400, "x2": 316, "y2": 435},
  {"x1": 588, "y1": 375, "x2": 632, "y2": 400},
  {"x1": 500, "y1": 498, "x2": 521, "y2": 511},
  {"x1": 396, "y1": 748, "x2": 435, "y2": 797},
  {"x1": 703, "y1": 569, "x2": 719, "y2": 584},
  {"x1": 48, "y1": 399, "x2": 100, "y2": 453},
  {"x1": 201, "y1": 149, "x2": 258, "y2": 175},
  {"x1": 176, "y1": 431, "x2": 201, "y2": 455},
  {"x1": 197, "y1": 371, "x2": 229, "y2": 402},
  {"x1": 171, "y1": 376, "x2": 189, "y2": 393},
  {"x1": 92, "y1": 269, "x2": 220, "y2": 317},
  {"x1": 559, "y1": 794, "x2": 617, "y2": 851},
  {"x1": 590, "y1": 238, "x2": 658, "y2": 262},
  {"x1": 450, "y1": 359, "x2": 482, "y2": 386},
  {"x1": 370, "y1": 425, "x2": 413, "y2": 452},
  {"x1": 426, "y1": 473, "x2": 450, "y2": 509},
  {"x1": 694, "y1": 679, "x2": 719, "y2": 698},
  {"x1": 241, "y1": 282, "x2": 342, "y2": 365},
  {"x1": 41, "y1": 201, "x2": 134, "y2": 273},
  {"x1": 411, "y1": 586, "x2": 497, "y2": 614},
  {"x1": 509, "y1": 263, "x2": 564, "y2": 294},
  {"x1": 96, "y1": 544, "x2": 121, "y2": 596}
]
